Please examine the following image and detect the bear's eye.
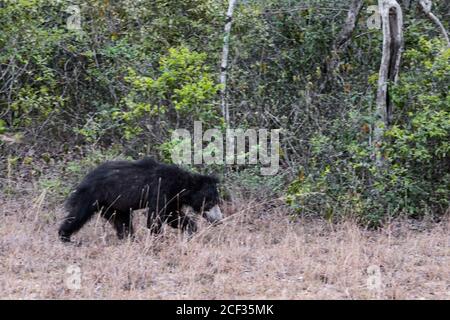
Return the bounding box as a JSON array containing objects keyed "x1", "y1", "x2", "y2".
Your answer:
[{"x1": 203, "y1": 201, "x2": 215, "y2": 211}]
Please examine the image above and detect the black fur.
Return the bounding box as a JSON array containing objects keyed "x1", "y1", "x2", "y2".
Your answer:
[{"x1": 58, "y1": 158, "x2": 220, "y2": 242}]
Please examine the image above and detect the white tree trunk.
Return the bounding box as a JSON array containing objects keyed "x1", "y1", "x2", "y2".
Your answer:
[
  {"x1": 374, "y1": 0, "x2": 403, "y2": 167},
  {"x1": 419, "y1": 0, "x2": 450, "y2": 48},
  {"x1": 220, "y1": 0, "x2": 237, "y2": 126}
]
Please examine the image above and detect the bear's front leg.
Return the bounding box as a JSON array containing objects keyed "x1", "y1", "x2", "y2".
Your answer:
[
  {"x1": 113, "y1": 212, "x2": 134, "y2": 240},
  {"x1": 147, "y1": 211, "x2": 163, "y2": 234},
  {"x1": 168, "y1": 212, "x2": 198, "y2": 235}
]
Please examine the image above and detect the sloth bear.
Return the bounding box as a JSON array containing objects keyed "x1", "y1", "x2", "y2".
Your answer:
[{"x1": 58, "y1": 157, "x2": 222, "y2": 242}]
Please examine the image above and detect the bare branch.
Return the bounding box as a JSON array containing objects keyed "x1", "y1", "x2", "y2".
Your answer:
[
  {"x1": 321, "y1": 0, "x2": 364, "y2": 91},
  {"x1": 419, "y1": 0, "x2": 450, "y2": 47}
]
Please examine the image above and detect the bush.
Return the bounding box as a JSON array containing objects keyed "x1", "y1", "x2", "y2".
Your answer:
[
  {"x1": 287, "y1": 38, "x2": 449, "y2": 225},
  {"x1": 112, "y1": 46, "x2": 223, "y2": 145}
]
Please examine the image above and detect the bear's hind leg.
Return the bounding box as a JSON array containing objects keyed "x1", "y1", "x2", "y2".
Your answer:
[{"x1": 59, "y1": 202, "x2": 96, "y2": 242}]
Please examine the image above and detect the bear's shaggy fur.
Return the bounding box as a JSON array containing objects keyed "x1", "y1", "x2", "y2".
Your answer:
[{"x1": 58, "y1": 158, "x2": 221, "y2": 242}]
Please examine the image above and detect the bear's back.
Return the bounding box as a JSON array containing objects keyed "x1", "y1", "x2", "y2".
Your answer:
[{"x1": 88, "y1": 157, "x2": 159, "y2": 175}]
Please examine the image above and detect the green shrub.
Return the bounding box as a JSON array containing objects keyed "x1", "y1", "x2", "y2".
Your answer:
[
  {"x1": 111, "y1": 46, "x2": 223, "y2": 152},
  {"x1": 287, "y1": 38, "x2": 449, "y2": 225}
]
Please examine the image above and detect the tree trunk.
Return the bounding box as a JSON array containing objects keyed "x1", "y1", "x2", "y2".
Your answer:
[
  {"x1": 220, "y1": 0, "x2": 237, "y2": 126},
  {"x1": 419, "y1": 0, "x2": 450, "y2": 48},
  {"x1": 374, "y1": 0, "x2": 403, "y2": 167}
]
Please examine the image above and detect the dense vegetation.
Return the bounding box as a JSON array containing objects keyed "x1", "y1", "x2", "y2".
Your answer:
[{"x1": 1, "y1": 0, "x2": 449, "y2": 225}]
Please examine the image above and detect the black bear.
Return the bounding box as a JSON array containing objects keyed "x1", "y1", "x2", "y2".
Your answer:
[{"x1": 58, "y1": 157, "x2": 222, "y2": 242}]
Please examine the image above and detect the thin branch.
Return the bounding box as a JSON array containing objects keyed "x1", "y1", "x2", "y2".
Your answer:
[
  {"x1": 320, "y1": 0, "x2": 364, "y2": 91},
  {"x1": 419, "y1": 0, "x2": 450, "y2": 47},
  {"x1": 220, "y1": 0, "x2": 237, "y2": 127}
]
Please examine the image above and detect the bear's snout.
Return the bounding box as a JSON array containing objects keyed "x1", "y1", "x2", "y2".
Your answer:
[{"x1": 204, "y1": 205, "x2": 223, "y2": 224}]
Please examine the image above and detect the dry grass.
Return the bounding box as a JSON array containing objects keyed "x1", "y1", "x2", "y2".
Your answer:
[{"x1": 0, "y1": 191, "x2": 449, "y2": 300}]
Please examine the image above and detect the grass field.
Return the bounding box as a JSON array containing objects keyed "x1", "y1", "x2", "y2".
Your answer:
[{"x1": 0, "y1": 191, "x2": 449, "y2": 299}]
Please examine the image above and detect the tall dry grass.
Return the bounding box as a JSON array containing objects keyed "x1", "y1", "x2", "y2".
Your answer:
[{"x1": 0, "y1": 189, "x2": 449, "y2": 299}]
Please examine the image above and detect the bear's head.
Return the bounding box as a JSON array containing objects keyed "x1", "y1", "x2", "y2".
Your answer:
[{"x1": 186, "y1": 174, "x2": 222, "y2": 223}]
